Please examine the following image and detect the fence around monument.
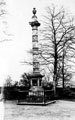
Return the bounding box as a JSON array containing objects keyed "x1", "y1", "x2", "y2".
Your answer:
[{"x1": 17, "y1": 89, "x2": 54, "y2": 104}]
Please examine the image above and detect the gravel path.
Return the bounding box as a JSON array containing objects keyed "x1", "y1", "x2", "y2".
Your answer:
[{"x1": 3, "y1": 100, "x2": 75, "y2": 120}]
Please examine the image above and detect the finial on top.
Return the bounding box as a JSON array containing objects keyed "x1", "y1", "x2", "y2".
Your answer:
[
  {"x1": 29, "y1": 8, "x2": 40, "y2": 27},
  {"x1": 32, "y1": 8, "x2": 37, "y2": 15}
]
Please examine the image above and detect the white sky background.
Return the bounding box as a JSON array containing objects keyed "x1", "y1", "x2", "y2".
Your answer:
[{"x1": 0, "y1": 0, "x2": 75, "y2": 86}]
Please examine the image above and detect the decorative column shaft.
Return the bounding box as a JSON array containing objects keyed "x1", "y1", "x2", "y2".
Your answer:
[{"x1": 29, "y1": 8, "x2": 40, "y2": 74}]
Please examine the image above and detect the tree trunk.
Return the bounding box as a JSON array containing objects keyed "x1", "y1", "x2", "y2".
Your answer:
[
  {"x1": 62, "y1": 49, "x2": 65, "y2": 88},
  {"x1": 53, "y1": 44, "x2": 57, "y2": 96}
]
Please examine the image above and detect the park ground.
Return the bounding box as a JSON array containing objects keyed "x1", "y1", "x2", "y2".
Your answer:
[{"x1": 1, "y1": 100, "x2": 75, "y2": 120}]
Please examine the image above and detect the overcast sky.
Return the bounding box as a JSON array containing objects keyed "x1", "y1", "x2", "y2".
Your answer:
[{"x1": 0, "y1": 0, "x2": 75, "y2": 86}]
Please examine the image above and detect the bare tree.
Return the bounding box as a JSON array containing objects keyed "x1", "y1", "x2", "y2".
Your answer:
[
  {"x1": 39, "y1": 6, "x2": 75, "y2": 95},
  {"x1": 19, "y1": 73, "x2": 30, "y2": 87},
  {"x1": 0, "y1": 0, "x2": 12, "y2": 43},
  {"x1": 4, "y1": 76, "x2": 13, "y2": 87}
]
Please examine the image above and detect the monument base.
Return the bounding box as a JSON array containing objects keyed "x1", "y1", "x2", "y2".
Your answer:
[{"x1": 17, "y1": 86, "x2": 55, "y2": 106}]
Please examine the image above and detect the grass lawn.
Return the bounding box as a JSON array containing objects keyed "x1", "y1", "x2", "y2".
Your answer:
[{"x1": 3, "y1": 100, "x2": 75, "y2": 120}]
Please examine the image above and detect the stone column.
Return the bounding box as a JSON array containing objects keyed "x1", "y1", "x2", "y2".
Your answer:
[
  {"x1": 38, "y1": 79, "x2": 39, "y2": 86},
  {"x1": 29, "y1": 8, "x2": 40, "y2": 74},
  {"x1": 30, "y1": 79, "x2": 33, "y2": 86}
]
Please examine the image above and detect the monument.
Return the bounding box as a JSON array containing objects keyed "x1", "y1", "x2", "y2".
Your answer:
[
  {"x1": 17, "y1": 8, "x2": 55, "y2": 105},
  {"x1": 27, "y1": 8, "x2": 44, "y2": 101}
]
